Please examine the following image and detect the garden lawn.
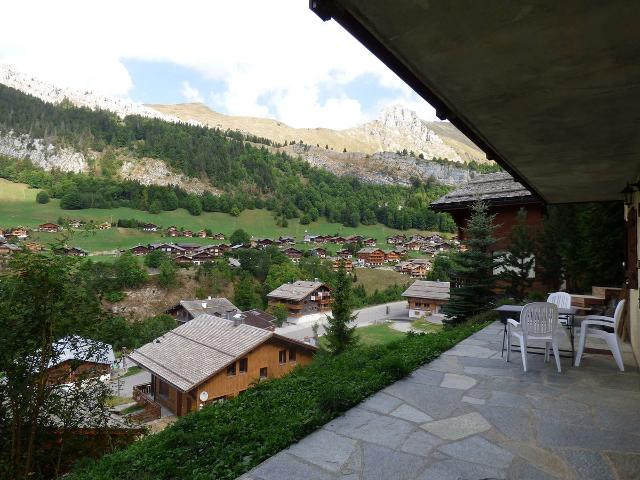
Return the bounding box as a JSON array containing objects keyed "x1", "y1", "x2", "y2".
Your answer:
[
  {"x1": 69, "y1": 320, "x2": 488, "y2": 480},
  {"x1": 0, "y1": 179, "x2": 445, "y2": 252},
  {"x1": 354, "y1": 267, "x2": 410, "y2": 295},
  {"x1": 355, "y1": 323, "x2": 407, "y2": 346}
]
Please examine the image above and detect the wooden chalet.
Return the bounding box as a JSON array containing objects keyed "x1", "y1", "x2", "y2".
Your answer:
[
  {"x1": 47, "y1": 336, "x2": 115, "y2": 385},
  {"x1": 310, "y1": 246, "x2": 327, "y2": 258},
  {"x1": 336, "y1": 249, "x2": 352, "y2": 259},
  {"x1": 197, "y1": 230, "x2": 208, "y2": 238},
  {"x1": 385, "y1": 250, "x2": 401, "y2": 263},
  {"x1": 363, "y1": 238, "x2": 377, "y2": 247},
  {"x1": 24, "y1": 242, "x2": 44, "y2": 252},
  {"x1": 404, "y1": 240, "x2": 423, "y2": 251},
  {"x1": 235, "y1": 309, "x2": 276, "y2": 331},
  {"x1": 183, "y1": 230, "x2": 193, "y2": 238},
  {"x1": 38, "y1": 222, "x2": 61, "y2": 233},
  {"x1": 267, "y1": 281, "x2": 332, "y2": 318},
  {"x1": 177, "y1": 243, "x2": 201, "y2": 254},
  {"x1": 130, "y1": 244, "x2": 150, "y2": 256},
  {"x1": 213, "y1": 232, "x2": 226, "y2": 240},
  {"x1": 167, "y1": 226, "x2": 179, "y2": 237},
  {"x1": 142, "y1": 223, "x2": 158, "y2": 232},
  {"x1": 98, "y1": 222, "x2": 111, "y2": 230},
  {"x1": 407, "y1": 259, "x2": 430, "y2": 278},
  {"x1": 191, "y1": 251, "x2": 214, "y2": 265},
  {"x1": 6, "y1": 227, "x2": 28, "y2": 239},
  {"x1": 331, "y1": 257, "x2": 353, "y2": 273},
  {"x1": 59, "y1": 246, "x2": 88, "y2": 257},
  {"x1": 0, "y1": 241, "x2": 20, "y2": 256},
  {"x1": 402, "y1": 280, "x2": 450, "y2": 317},
  {"x1": 282, "y1": 247, "x2": 303, "y2": 262},
  {"x1": 386, "y1": 234, "x2": 407, "y2": 245},
  {"x1": 150, "y1": 243, "x2": 185, "y2": 255},
  {"x1": 174, "y1": 254, "x2": 193, "y2": 265},
  {"x1": 129, "y1": 315, "x2": 316, "y2": 416},
  {"x1": 357, "y1": 247, "x2": 385, "y2": 266},
  {"x1": 167, "y1": 298, "x2": 240, "y2": 324}
]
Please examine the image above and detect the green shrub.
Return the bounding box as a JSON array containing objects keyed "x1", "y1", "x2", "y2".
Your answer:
[
  {"x1": 104, "y1": 291, "x2": 125, "y2": 303},
  {"x1": 36, "y1": 190, "x2": 49, "y2": 204},
  {"x1": 70, "y1": 321, "x2": 487, "y2": 480}
]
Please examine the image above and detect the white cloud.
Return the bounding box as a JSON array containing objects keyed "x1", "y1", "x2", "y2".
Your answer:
[
  {"x1": 180, "y1": 81, "x2": 203, "y2": 103},
  {"x1": 0, "y1": 0, "x2": 437, "y2": 129}
]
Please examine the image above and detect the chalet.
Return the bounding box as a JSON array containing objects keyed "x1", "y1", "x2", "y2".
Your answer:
[
  {"x1": 167, "y1": 298, "x2": 240, "y2": 324},
  {"x1": 420, "y1": 245, "x2": 437, "y2": 255},
  {"x1": 6, "y1": 227, "x2": 28, "y2": 240},
  {"x1": 404, "y1": 240, "x2": 423, "y2": 251},
  {"x1": 385, "y1": 250, "x2": 401, "y2": 263},
  {"x1": 407, "y1": 260, "x2": 430, "y2": 278},
  {"x1": 363, "y1": 238, "x2": 377, "y2": 247},
  {"x1": 282, "y1": 247, "x2": 303, "y2": 263},
  {"x1": 142, "y1": 223, "x2": 158, "y2": 232},
  {"x1": 191, "y1": 251, "x2": 214, "y2": 265},
  {"x1": 167, "y1": 226, "x2": 179, "y2": 237},
  {"x1": 332, "y1": 236, "x2": 346, "y2": 244},
  {"x1": 257, "y1": 238, "x2": 275, "y2": 249},
  {"x1": 129, "y1": 315, "x2": 316, "y2": 416},
  {"x1": 267, "y1": 281, "x2": 332, "y2": 318},
  {"x1": 331, "y1": 257, "x2": 353, "y2": 273},
  {"x1": 357, "y1": 247, "x2": 386, "y2": 266},
  {"x1": 393, "y1": 246, "x2": 408, "y2": 257},
  {"x1": 150, "y1": 243, "x2": 185, "y2": 255},
  {"x1": 38, "y1": 222, "x2": 61, "y2": 233},
  {"x1": 213, "y1": 232, "x2": 226, "y2": 240},
  {"x1": 278, "y1": 235, "x2": 295, "y2": 245},
  {"x1": 69, "y1": 219, "x2": 84, "y2": 229},
  {"x1": 386, "y1": 234, "x2": 407, "y2": 245},
  {"x1": 216, "y1": 243, "x2": 231, "y2": 254},
  {"x1": 0, "y1": 241, "x2": 20, "y2": 256},
  {"x1": 303, "y1": 234, "x2": 317, "y2": 243},
  {"x1": 309, "y1": 247, "x2": 327, "y2": 258},
  {"x1": 197, "y1": 230, "x2": 208, "y2": 238},
  {"x1": 59, "y1": 246, "x2": 88, "y2": 257},
  {"x1": 345, "y1": 235, "x2": 363, "y2": 244},
  {"x1": 174, "y1": 254, "x2": 193, "y2": 265},
  {"x1": 177, "y1": 243, "x2": 201, "y2": 253},
  {"x1": 183, "y1": 230, "x2": 193, "y2": 238},
  {"x1": 98, "y1": 222, "x2": 111, "y2": 230},
  {"x1": 130, "y1": 244, "x2": 150, "y2": 256},
  {"x1": 314, "y1": 235, "x2": 331, "y2": 244},
  {"x1": 235, "y1": 309, "x2": 276, "y2": 331},
  {"x1": 402, "y1": 280, "x2": 450, "y2": 317},
  {"x1": 47, "y1": 336, "x2": 115, "y2": 385},
  {"x1": 24, "y1": 242, "x2": 44, "y2": 252},
  {"x1": 336, "y1": 249, "x2": 352, "y2": 259}
]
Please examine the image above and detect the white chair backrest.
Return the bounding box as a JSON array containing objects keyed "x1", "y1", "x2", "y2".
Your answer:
[
  {"x1": 521, "y1": 302, "x2": 558, "y2": 336},
  {"x1": 547, "y1": 292, "x2": 571, "y2": 310},
  {"x1": 612, "y1": 300, "x2": 626, "y2": 331}
]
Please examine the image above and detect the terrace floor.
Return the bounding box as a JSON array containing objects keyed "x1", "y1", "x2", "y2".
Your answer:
[{"x1": 241, "y1": 322, "x2": 640, "y2": 480}]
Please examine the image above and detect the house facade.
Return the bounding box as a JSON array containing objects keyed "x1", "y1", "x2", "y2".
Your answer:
[
  {"x1": 402, "y1": 280, "x2": 450, "y2": 317},
  {"x1": 267, "y1": 281, "x2": 332, "y2": 318},
  {"x1": 38, "y1": 222, "x2": 61, "y2": 233},
  {"x1": 129, "y1": 316, "x2": 316, "y2": 416},
  {"x1": 357, "y1": 247, "x2": 385, "y2": 266}
]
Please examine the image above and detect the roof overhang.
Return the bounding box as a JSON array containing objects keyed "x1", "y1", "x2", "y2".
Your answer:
[{"x1": 310, "y1": 1, "x2": 640, "y2": 204}]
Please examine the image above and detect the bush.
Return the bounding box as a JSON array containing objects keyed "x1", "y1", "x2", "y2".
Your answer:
[
  {"x1": 104, "y1": 291, "x2": 125, "y2": 303},
  {"x1": 36, "y1": 191, "x2": 49, "y2": 204},
  {"x1": 70, "y1": 321, "x2": 487, "y2": 480}
]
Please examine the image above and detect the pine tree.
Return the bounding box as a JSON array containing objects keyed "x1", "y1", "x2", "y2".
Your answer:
[
  {"x1": 499, "y1": 208, "x2": 536, "y2": 301},
  {"x1": 324, "y1": 264, "x2": 358, "y2": 354},
  {"x1": 443, "y1": 201, "x2": 498, "y2": 324}
]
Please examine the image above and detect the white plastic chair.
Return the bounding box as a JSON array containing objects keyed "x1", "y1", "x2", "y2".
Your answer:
[
  {"x1": 547, "y1": 292, "x2": 571, "y2": 326},
  {"x1": 575, "y1": 300, "x2": 625, "y2": 371},
  {"x1": 506, "y1": 302, "x2": 564, "y2": 372}
]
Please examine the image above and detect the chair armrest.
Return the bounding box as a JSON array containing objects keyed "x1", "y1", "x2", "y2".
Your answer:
[
  {"x1": 582, "y1": 315, "x2": 615, "y2": 323},
  {"x1": 581, "y1": 319, "x2": 616, "y2": 329},
  {"x1": 507, "y1": 318, "x2": 520, "y2": 328}
]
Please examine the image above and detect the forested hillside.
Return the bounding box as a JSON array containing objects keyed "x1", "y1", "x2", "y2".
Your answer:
[{"x1": 0, "y1": 84, "x2": 455, "y2": 231}]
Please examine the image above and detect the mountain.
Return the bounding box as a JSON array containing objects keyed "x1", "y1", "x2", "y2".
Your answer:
[{"x1": 150, "y1": 103, "x2": 487, "y2": 164}]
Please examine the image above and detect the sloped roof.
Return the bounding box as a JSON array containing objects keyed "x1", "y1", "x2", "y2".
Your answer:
[
  {"x1": 402, "y1": 280, "x2": 450, "y2": 300},
  {"x1": 357, "y1": 247, "x2": 383, "y2": 254},
  {"x1": 178, "y1": 298, "x2": 239, "y2": 318},
  {"x1": 431, "y1": 173, "x2": 537, "y2": 211},
  {"x1": 267, "y1": 281, "x2": 326, "y2": 301},
  {"x1": 129, "y1": 315, "x2": 314, "y2": 391},
  {"x1": 239, "y1": 309, "x2": 276, "y2": 331}
]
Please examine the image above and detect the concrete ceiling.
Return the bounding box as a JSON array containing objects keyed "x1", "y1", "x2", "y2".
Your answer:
[{"x1": 311, "y1": 0, "x2": 640, "y2": 203}]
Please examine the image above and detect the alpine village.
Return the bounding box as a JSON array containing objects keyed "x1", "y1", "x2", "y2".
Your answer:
[{"x1": 1, "y1": 2, "x2": 640, "y2": 480}]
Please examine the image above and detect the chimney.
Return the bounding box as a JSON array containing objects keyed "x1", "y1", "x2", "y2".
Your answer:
[
  {"x1": 201, "y1": 302, "x2": 207, "y2": 308},
  {"x1": 233, "y1": 314, "x2": 243, "y2": 327}
]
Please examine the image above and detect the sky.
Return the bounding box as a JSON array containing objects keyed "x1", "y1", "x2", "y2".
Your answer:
[{"x1": 0, "y1": 0, "x2": 438, "y2": 130}]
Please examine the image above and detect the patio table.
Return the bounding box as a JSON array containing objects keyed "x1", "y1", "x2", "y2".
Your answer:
[{"x1": 495, "y1": 304, "x2": 580, "y2": 362}]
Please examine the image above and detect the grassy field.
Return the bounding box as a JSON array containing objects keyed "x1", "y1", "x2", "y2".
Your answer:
[
  {"x1": 355, "y1": 324, "x2": 407, "y2": 346},
  {"x1": 354, "y1": 267, "x2": 411, "y2": 294},
  {"x1": 0, "y1": 179, "x2": 445, "y2": 254}
]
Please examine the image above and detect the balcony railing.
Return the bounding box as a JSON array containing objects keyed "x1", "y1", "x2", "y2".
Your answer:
[{"x1": 131, "y1": 382, "x2": 161, "y2": 422}]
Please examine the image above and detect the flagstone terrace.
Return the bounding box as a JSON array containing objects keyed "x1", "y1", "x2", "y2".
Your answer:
[{"x1": 241, "y1": 322, "x2": 640, "y2": 480}]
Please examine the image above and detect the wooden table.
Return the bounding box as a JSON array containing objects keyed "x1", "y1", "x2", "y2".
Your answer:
[{"x1": 495, "y1": 305, "x2": 579, "y2": 361}]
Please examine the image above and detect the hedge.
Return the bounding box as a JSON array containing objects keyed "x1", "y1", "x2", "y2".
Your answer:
[{"x1": 70, "y1": 321, "x2": 488, "y2": 480}]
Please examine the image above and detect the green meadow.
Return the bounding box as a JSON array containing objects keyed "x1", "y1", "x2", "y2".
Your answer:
[{"x1": 0, "y1": 178, "x2": 443, "y2": 254}]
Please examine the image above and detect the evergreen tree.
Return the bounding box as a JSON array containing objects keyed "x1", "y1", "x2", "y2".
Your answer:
[
  {"x1": 233, "y1": 273, "x2": 260, "y2": 310},
  {"x1": 499, "y1": 208, "x2": 536, "y2": 301},
  {"x1": 158, "y1": 259, "x2": 177, "y2": 288},
  {"x1": 324, "y1": 264, "x2": 358, "y2": 354},
  {"x1": 35, "y1": 191, "x2": 49, "y2": 204},
  {"x1": 427, "y1": 251, "x2": 458, "y2": 282},
  {"x1": 230, "y1": 228, "x2": 251, "y2": 246},
  {"x1": 443, "y1": 201, "x2": 498, "y2": 323}
]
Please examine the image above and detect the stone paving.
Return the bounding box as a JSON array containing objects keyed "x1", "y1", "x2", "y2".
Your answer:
[{"x1": 240, "y1": 322, "x2": 640, "y2": 479}]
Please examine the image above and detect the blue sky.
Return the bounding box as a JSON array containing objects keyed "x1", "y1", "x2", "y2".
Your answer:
[{"x1": 0, "y1": 0, "x2": 438, "y2": 129}]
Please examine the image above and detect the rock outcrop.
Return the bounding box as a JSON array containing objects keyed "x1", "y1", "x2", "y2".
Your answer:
[{"x1": 0, "y1": 130, "x2": 88, "y2": 172}]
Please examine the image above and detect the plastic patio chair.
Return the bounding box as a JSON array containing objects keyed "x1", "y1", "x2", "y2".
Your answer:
[
  {"x1": 575, "y1": 300, "x2": 625, "y2": 371},
  {"x1": 506, "y1": 302, "x2": 565, "y2": 372},
  {"x1": 547, "y1": 291, "x2": 571, "y2": 326}
]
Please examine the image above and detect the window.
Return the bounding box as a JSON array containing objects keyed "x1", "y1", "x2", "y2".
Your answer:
[
  {"x1": 226, "y1": 362, "x2": 236, "y2": 376},
  {"x1": 259, "y1": 367, "x2": 268, "y2": 379},
  {"x1": 279, "y1": 350, "x2": 287, "y2": 364},
  {"x1": 239, "y1": 357, "x2": 248, "y2": 374},
  {"x1": 158, "y1": 379, "x2": 169, "y2": 398},
  {"x1": 289, "y1": 349, "x2": 297, "y2": 363}
]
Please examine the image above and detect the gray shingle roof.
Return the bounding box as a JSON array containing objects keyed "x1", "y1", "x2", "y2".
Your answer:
[
  {"x1": 267, "y1": 281, "x2": 326, "y2": 301},
  {"x1": 357, "y1": 247, "x2": 383, "y2": 254},
  {"x1": 180, "y1": 298, "x2": 239, "y2": 318},
  {"x1": 402, "y1": 280, "x2": 450, "y2": 300},
  {"x1": 431, "y1": 172, "x2": 537, "y2": 211},
  {"x1": 129, "y1": 315, "x2": 272, "y2": 391}
]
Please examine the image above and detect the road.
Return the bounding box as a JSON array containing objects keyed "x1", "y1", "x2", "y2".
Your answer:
[{"x1": 276, "y1": 300, "x2": 409, "y2": 342}]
